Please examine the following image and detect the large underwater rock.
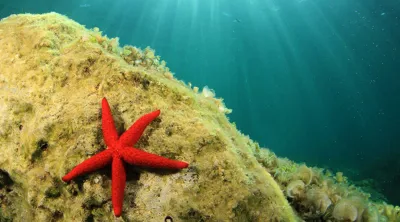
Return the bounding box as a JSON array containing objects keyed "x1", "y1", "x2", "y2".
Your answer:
[
  {"x1": 0, "y1": 13, "x2": 297, "y2": 221},
  {"x1": 1, "y1": 13, "x2": 400, "y2": 222}
]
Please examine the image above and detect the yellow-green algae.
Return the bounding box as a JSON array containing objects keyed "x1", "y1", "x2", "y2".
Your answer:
[
  {"x1": 0, "y1": 13, "x2": 296, "y2": 221},
  {"x1": 255, "y1": 148, "x2": 400, "y2": 221},
  {"x1": 0, "y1": 13, "x2": 399, "y2": 222}
]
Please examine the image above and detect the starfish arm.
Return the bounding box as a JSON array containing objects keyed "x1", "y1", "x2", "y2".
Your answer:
[
  {"x1": 119, "y1": 110, "x2": 160, "y2": 147},
  {"x1": 112, "y1": 157, "x2": 126, "y2": 217},
  {"x1": 102, "y1": 98, "x2": 119, "y2": 147},
  {"x1": 62, "y1": 149, "x2": 113, "y2": 182},
  {"x1": 120, "y1": 147, "x2": 189, "y2": 169}
]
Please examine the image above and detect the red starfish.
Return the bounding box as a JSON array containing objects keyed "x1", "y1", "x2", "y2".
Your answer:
[{"x1": 62, "y1": 98, "x2": 189, "y2": 217}]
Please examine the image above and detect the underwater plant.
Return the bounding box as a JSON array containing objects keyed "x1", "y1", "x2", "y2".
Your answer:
[{"x1": 254, "y1": 146, "x2": 400, "y2": 221}]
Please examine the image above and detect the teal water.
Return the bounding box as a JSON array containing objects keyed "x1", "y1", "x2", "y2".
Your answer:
[{"x1": 1, "y1": 0, "x2": 399, "y2": 205}]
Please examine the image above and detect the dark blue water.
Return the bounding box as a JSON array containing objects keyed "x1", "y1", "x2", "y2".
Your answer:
[{"x1": 1, "y1": 0, "x2": 399, "y2": 205}]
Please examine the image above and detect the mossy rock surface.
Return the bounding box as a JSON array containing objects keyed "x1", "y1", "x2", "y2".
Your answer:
[{"x1": 0, "y1": 13, "x2": 297, "y2": 221}]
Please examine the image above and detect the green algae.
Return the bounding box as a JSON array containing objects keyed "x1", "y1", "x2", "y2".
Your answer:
[{"x1": 0, "y1": 12, "x2": 339, "y2": 221}]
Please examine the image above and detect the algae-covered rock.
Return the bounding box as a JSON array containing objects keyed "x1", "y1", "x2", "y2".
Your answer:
[
  {"x1": 255, "y1": 148, "x2": 400, "y2": 221},
  {"x1": 0, "y1": 13, "x2": 297, "y2": 221}
]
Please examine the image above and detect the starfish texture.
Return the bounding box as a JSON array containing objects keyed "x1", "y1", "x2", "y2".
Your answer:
[{"x1": 62, "y1": 98, "x2": 189, "y2": 217}]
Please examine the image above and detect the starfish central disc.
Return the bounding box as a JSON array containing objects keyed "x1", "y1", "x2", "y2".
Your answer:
[{"x1": 111, "y1": 142, "x2": 124, "y2": 158}]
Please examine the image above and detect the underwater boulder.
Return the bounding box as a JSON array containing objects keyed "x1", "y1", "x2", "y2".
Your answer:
[{"x1": 0, "y1": 13, "x2": 297, "y2": 221}]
